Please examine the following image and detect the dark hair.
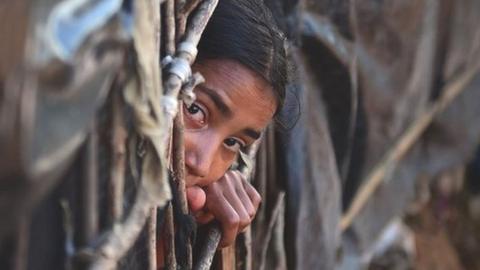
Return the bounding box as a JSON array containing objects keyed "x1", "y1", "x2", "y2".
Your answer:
[{"x1": 197, "y1": 0, "x2": 287, "y2": 113}]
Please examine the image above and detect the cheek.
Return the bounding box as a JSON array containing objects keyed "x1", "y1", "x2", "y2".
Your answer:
[
  {"x1": 209, "y1": 138, "x2": 239, "y2": 181},
  {"x1": 183, "y1": 130, "x2": 197, "y2": 156},
  {"x1": 207, "y1": 154, "x2": 235, "y2": 182},
  {"x1": 184, "y1": 129, "x2": 237, "y2": 185}
]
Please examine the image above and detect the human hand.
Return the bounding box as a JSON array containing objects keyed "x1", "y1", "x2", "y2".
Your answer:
[{"x1": 192, "y1": 170, "x2": 261, "y2": 247}]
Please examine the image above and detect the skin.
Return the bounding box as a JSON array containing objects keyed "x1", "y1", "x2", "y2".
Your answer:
[{"x1": 183, "y1": 58, "x2": 277, "y2": 247}]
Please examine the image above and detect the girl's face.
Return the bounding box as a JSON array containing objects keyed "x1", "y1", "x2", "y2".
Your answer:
[{"x1": 184, "y1": 59, "x2": 277, "y2": 188}]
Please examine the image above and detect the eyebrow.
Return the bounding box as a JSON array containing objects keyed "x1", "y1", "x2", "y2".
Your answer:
[
  {"x1": 196, "y1": 84, "x2": 261, "y2": 140},
  {"x1": 196, "y1": 85, "x2": 233, "y2": 118},
  {"x1": 243, "y1": 128, "x2": 261, "y2": 140}
]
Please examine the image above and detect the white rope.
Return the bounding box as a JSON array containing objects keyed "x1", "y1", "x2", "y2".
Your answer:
[{"x1": 177, "y1": 40, "x2": 198, "y2": 59}]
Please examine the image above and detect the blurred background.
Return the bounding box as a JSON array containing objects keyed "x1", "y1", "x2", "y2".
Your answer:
[{"x1": 1, "y1": 0, "x2": 480, "y2": 269}]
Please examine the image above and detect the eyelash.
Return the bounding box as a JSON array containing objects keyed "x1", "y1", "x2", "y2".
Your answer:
[
  {"x1": 184, "y1": 102, "x2": 207, "y2": 128},
  {"x1": 223, "y1": 137, "x2": 246, "y2": 153}
]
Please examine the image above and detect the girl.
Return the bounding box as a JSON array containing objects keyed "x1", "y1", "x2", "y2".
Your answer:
[{"x1": 180, "y1": 0, "x2": 287, "y2": 248}]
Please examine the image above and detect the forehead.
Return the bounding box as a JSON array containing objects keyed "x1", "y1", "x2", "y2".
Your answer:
[{"x1": 193, "y1": 59, "x2": 277, "y2": 127}]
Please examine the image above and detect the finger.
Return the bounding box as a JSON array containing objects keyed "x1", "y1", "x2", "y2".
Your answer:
[
  {"x1": 243, "y1": 180, "x2": 262, "y2": 211},
  {"x1": 194, "y1": 210, "x2": 215, "y2": 224},
  {"x1": 186, "y1": 186, "x2": 207, "y2": 213},
  {"x1": 221, "y1": 175, "x2": 252, "y2": 231},
  {"x1": 232, "y1": 176, "x2": 256, "y2": 219},
  {"x1": 206, "y1": 194, "x2": 240, "y2": 247}
]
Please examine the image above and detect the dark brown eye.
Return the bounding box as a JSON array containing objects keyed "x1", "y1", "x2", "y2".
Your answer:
[
  {"x1": 223, "y1": 137, "x2": 245, "y2": 153},
  {"x1": 187, "y1": 104, "x2": 201, "y2": 114},
  {"x1": 184, "y1": 102, "x2": 207, "y2": 128}
]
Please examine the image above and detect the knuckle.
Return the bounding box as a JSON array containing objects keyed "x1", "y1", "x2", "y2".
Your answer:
[
  {"x1": 229, "y1": 169, "x2": 239, "y2": 176},
  {"x1": 252, "y1": 190, "x2": 262, "y2": 204},
  {"x1": 246, "y1": 206, "x2": 256, "y2": 218},
  {"x1": 222, "y1": 174, "x2": 233, "y2": 186},
  {"x1": 225, "y1": 213, "x2": 240, "y2": 229},
  {"x1": 210, "y1": 183, "x2": 225, "y2": 196},
  {"x1": 238, "y1": 209, "x2": 251, "y2": 226},
  {"x1": 239, "y1": 217, "x2": 251, "y2": 228},
  {"x1": 233, "y1": 170, "x2": 243, "y2": 180},
  {"x1": 229, "y1": 170, "x2": 243, "y2": 183}
]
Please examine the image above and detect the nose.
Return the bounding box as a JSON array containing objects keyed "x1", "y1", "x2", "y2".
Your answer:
[{"x1": 184, "y1": 131, "x2": 219, "y2": 183}]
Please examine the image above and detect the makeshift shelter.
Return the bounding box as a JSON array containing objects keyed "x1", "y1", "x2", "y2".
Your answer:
[{"x1": 1, "y1": 0, "x2": 479, "y2": 269}]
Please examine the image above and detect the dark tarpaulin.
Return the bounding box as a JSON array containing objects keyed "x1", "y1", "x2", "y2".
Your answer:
[{"x1": 255, "y1": 0, "x2": 480, "y2": 269}]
